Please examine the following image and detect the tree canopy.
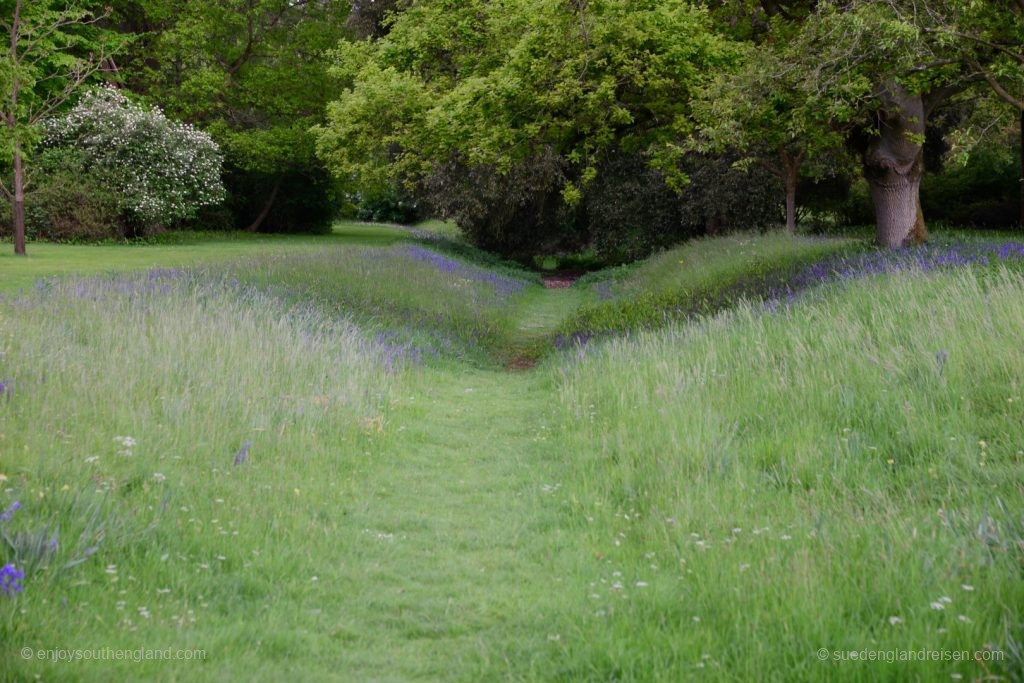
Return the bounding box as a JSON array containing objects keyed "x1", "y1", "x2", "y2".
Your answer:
[{"x1": 2, "y1": 0, "x2": 1022, "y2": 256}]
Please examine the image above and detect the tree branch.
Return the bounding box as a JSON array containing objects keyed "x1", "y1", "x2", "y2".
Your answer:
[
  {"x1": 923, "y1": 27, "x2": 1024, "y2": 65},
  {"x1": 968, "y1": 58, "x2": 1024, "y2": 110}
]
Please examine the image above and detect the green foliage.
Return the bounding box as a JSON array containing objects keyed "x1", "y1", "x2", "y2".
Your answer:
[
  {"x1": 114, "y1": 0, "x2": 350, "y2": 232},
  {"x1": 354, "y1": 186, "x2": 421, "y2": 225},
  {"x1": 0, "y1": 0, "x2": 126, "y2": 162},
  {"x1": 416, "y1": 150, "x2": 576, "y2": 260},
  {"x1": 0, "y1": 149, "x2": 121, "y2": 241},
  {"x1": 315, "y1": 0, "x2": 738, "y2": 254},
  {"x1": 922, "y1": 140, "x2": 1021, "y2": 229},
  {"x1": 43, "y1": 88, "x2": 225, "y2": 230},
  {"x1": 223, "y1": 168, "x2": 336, "y2": 234},
  {"x1": 583, "y1": 151, "x2": 784, "y2": 262}
]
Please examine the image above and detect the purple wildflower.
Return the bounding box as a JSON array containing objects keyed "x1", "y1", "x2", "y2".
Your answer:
[
  {"x1": 396, "y1": 246, "x2": 529, "y2": 298},
  {"x1": 0, "y1": 564, "x2": 24, "y2": 596},
  {"x1": 0, "y1": 501, "x2": 21, "y2": 524},
  {"x1": 233, "y1": 440, "x2": 253, "y2": 466},
  {"x1": 593, "y1": 281, "x2": 615, "y2": 301},
  {"x1": 764, "y1": 240, "x2": 1024, "y2": 311}
]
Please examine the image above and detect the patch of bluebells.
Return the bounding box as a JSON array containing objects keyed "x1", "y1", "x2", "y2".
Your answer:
[
  {"x1": 0, "y1": 564, "x2": 24, "y2": 596},
  {"x1": 560, "y1": 240, "x2": 1024, "y2": 355},
  {"x1": 0, "y1": 379, "x2": 10, "y2": 403},
  {"x1": 0, "y1": 502, "x2": 21, "y2": 524},
  {"x1": 593, "y1": 280, "x2": 615, "y2": 302},
  {"x1": 396, "y1": 246, "x2": 529, "y2": 298},
  {"x1": 372, "y1": 331, "x2": 434, "y2": 372},
  {"x1": 767, "y1": 240, "x2": 1024, "y2": 306},
  {"x1": 0, "y1": 502, "x2": 23, "y2": 597},
  {"x1": 24, "y1": 268, "x2": 189, "y2": 304}
]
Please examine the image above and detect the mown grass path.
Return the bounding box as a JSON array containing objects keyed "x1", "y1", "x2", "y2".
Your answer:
[
  {"x1": 322, "y1": 285, "x2": 592, "y2": 678},
  {"x1": 327, "y1": 366, "x2": 579, "y2": 679},
  {"x1": 502, "y1": 284, "x2": 591, "y2": 368}
]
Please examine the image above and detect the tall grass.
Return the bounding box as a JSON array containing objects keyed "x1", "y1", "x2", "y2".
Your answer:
[
  {"x1": 2, "y1": 230, "x2": 1022, "y2": 680},
  {"x1": 0, "y1": 271, "x2": 401, "y2": 678},
  {"x1": 563, "y1": 232, "x2": 857, "y2": 337},
  {"x1": 547, "y1": 266, "x2": 1024, "y2": 680},
  {"x1": 219, "y1": 245, "x2": 537, "y2": 363}
]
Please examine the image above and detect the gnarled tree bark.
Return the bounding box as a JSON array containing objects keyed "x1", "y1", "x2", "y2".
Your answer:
[{"x1": 860, "y1": 82, "x2": 928, "y2": 248}]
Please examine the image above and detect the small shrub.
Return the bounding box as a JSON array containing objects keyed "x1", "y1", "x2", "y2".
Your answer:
[{"x1": 356, "y1": 186, "x2": 421, "y2": 224}]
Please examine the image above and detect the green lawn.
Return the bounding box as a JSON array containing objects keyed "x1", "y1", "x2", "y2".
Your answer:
[
  {"x1": 0, "y1": 226, "x2": 1020, "y2": 681},
  {"x1": 0, "y1": 222, "x2": 409, "y2": 294}
]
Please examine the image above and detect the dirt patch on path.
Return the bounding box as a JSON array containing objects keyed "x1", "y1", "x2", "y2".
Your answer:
[
  {"x1": 507, "y1": 355, "x2": 539, "y2": 371},
  {"x1": 541, "y1": 271, "x2": 583, "y2": 289}
]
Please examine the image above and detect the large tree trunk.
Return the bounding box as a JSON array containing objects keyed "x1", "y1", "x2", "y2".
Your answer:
[
  {"x1": 12, "y1": 149, "x2": 26, "y2": 256},
  {"x1": 861, "y1": 83, "x2": 929, "y2": 248}
]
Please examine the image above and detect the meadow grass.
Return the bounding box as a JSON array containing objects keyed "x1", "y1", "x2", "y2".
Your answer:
[
  {"x1": 545, "y1": 266, "x2": 1024, "y2": 680},
  {"x1": 0, "y1": 272, "x2": 402, "y2": 680},
  {"x1": 0, "y1": 226, "x2": 1021, "y2": 681},
  {"x1": 215, "y1": 244, "x2": 538, "y2": 364},
  {"x1": 563, "y1": 232, "x2": 858, "y2": 337}
]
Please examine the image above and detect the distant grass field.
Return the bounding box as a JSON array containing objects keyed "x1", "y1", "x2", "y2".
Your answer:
[
  {"x1": 0, "y1": 223, "x2": 409, "y2": 294},
  {"x1": 0, "y1": 226, "x2": 1021, "y2": 681}
]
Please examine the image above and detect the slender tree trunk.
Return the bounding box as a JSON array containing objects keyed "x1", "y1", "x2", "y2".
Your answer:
[
  {"x1": 861, "y1": 83, "x2": 928, "y2": 248},
  {"x1": 784, "y1": 167, "x2": 797, "y2": 233},
  {"x1": 245, "y1": 177, "x2": 282, "y2": 233},
  {"x1": 12, "y1": 149, "x2": 26, "y2": 256},
  {"x1": 1019, "y1": 108, "x2": 1023, "y2": 229},
  {"x1": 779, "y1": 148, "x2": 803, "y2": 234},
  {"x1": 8, "y1": 0, "x2": 25, "y2": 255}
]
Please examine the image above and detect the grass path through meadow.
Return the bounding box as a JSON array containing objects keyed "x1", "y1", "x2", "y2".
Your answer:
[
  {"x1": 328, "y1": 364, "x2": 580, "y2": 679},
  {"x1": 328, "y1": 283, "x2": 594, "y2": 678}
]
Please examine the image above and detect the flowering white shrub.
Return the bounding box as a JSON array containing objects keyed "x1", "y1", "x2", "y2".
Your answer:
[{"x1": 44, "y1": 87, "x2": 225, "y2": 226}]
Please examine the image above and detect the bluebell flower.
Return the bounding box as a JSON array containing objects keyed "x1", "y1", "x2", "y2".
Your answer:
[
  {"x1": 233, "y1": 440, "x2": 253, "y2": 466},
  {"x1": 0, "y1": 564, "x2": 25, "y2": 596},
  {"x1": 0, "y1": 501, "x2": 21, "y2": 524}
]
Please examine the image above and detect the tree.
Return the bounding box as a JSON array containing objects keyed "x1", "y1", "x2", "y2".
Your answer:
[
  {"x1": 929, "y1": 0, "x2": 1023, "y2": 227},
  {"x1": 695, "y1": 36, "x2": 845, "y2": 232},
  {"x1": 113, "y1": 0, "x2": 349, "y2": 232},
  {"x1": 0, "y1": 0, "x2": 123, "y2": 255},
  {"x1": 779, "y1": 0, "x2": 1023, "y2": 247},
  {"x1": 315, "y1": 0, "x2": 738, "y2": 256}
]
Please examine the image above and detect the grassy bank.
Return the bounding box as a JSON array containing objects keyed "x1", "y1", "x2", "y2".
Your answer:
[{"x1": 0, "y1": 226, "x2": 1021, "y2": 680}]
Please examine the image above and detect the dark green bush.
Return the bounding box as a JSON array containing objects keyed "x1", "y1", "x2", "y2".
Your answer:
[
  {"x1": 0, "y1": 151, "x2": 122, "y2": 241},
  {"x1": 921, "y1": 145, "x2": 1019, "y2": 229},
  {"x1": 583, "y1": 152, "x2": 783, "y2": 263},
  {"x1": 356, "y1": 186, "x2": 421, "y2": 224},
  {"x1": 583, "y1": 152, "x2": 689, "y2": 262},
  {"x1": 418, "y1": 149, "x2": 581, "y2": 261},
  {"x1": 676, "y1": 155, "x2": 782, "y2": 234}
]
